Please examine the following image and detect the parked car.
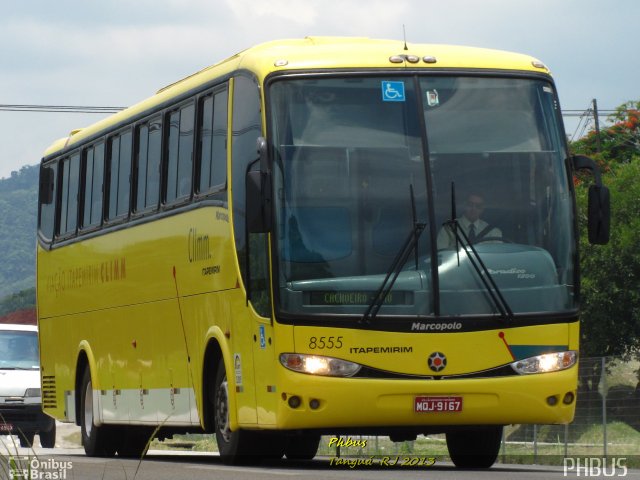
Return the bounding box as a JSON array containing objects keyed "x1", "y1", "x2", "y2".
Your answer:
[{"x1": 0, "y1": 324, "x2": 56, "y2": 448}]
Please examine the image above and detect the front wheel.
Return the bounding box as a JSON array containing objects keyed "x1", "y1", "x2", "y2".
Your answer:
[
  {"x1": 213, "y1": 362, "x2": 263, "y2": 464},
  {"x1": 446, "y1": 426, "x2": 503, "y2": 469},
  {"x1": 285, "y1": 433, "x2": 321, "y2": 460},
  {"x1": 39, "y1": 421, "x2": 56, "y2": 448},
  {"x1": 80, "y1": 368, "x2": 117, "y2": 457},
  {"x1": 18, "y1": 431, "x2": 35, "y2": 448}
]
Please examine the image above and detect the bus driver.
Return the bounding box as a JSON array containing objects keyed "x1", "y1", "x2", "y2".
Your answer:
[{"x1": 437, "y1": 193, "x2": 502, "y2": 249}]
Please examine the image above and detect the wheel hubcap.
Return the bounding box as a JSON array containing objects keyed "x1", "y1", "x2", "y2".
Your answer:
[
  {"x1": 215, "y1": 377, "x2": 232, "y2": 443},
  {"x1": 84, "y1": 379, "x2": 93, "y2": 438}
]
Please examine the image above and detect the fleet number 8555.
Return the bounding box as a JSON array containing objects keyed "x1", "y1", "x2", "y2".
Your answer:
[{"x1": 308, "y1": 336, "x2": 343, "y2": 349}]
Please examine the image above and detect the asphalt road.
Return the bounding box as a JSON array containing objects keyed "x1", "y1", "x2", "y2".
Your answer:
[
  {"x1": 3, "y1": 447, "x2": 639, "y2": 480},
  {"x1": 2, "y1": 424, "x2": 637, "y2": 480}
]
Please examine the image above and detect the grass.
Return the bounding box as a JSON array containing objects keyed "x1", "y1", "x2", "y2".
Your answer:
[{"x1": 1, "y1": 432, "x2": 35, "y2": 480}]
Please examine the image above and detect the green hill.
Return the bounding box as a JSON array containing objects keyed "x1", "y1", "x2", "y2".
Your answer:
[{"x1": 0, "y1": 165, "x2": 38, "y2": 299}]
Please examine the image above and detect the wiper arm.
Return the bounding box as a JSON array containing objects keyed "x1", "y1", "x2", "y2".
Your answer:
[
  {"x1": 362, "y1": 185, "x2": 426, "y2": 324},
  {"x1": 442, "y1": 218, "x2": 514, "y2": 322},
  {"x1": 361, "y1": 221, "x2": 425, "y2": 324}
]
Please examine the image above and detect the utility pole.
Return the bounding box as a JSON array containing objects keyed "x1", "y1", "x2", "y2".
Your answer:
[{"x1": 592, "y1": 98, "x2": 602, "y2": 153}]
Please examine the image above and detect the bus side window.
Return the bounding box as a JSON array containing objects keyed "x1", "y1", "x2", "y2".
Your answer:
[
  {"x1": 106, "y1": 130, "x2": 132, "y2": 221},
  {"x1": 135, "y1": 116, "x2": 162, "y2": 212},
  {"x1": 81, "y1": 142, "x2": 104, "y2": 229},
  {"x1": 231, "y1": 74, "x2": 270, "y2": 316},
  {"x1": 58, "y1": 153, "x2": 80, "y2": 237},
  {"x1": 165, "y1": 102, "x2": 195, "y2": 204},
  {"x1": 198, "y1": 86, "x2": 228, "y2": 194},
  {"x1": 38, "y1": 162, "x2": 58, "y2": 241}
]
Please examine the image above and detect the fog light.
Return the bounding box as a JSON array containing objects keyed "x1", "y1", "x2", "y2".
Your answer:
[
  {"x1": 288, "y1": 396, "x2": 301, "y2": 409},
  {"x1": 309, "y1": 399, "x2": 320, "y2": 410},
  {"x1": 563, "y1": 392, "x2": 575, "y2": 405},
  {"x1": 547, "y1": 395, "x2": 558, "y2": 406}
]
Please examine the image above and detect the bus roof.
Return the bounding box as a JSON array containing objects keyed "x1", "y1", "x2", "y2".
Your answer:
[{"x1": 42, "y1": 37, "x2": 550, "y2": 158}]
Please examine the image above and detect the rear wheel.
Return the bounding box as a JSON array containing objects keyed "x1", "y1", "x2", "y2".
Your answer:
[
  {"x1": 446, "y1": 426, "x2": 503, "y2": 469},
  {"x1": 80, "y1": 368, "x2": 117, "y2": 457}
]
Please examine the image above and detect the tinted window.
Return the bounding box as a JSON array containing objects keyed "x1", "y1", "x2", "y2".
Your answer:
[
  {"x1": 166, "y1": 103, "x2": 194, "y2": 203},
  {"x1": 107, "y1": 130, "x2": 132, "y2": 220},
  {"x1": 82, "y1": 142, "x2": 104, "y2": 228},
  {"x1": 135, "y1": 116, "x2": 162, "y2": 212},
  {"x1": 38, "y1": 163, "x2": 57, "y2": 240},
  {"x1": 231, "y1": 75, "x2": 269, "y2": 315},
  {"x1": 59, "y1": 153, "x2": 80, "y2": 236},
  {"x1": 198, "y1": 87, "x2": 228, "y2": 193}
]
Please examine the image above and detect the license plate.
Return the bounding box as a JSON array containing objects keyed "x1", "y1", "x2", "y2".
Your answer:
[
  {"x1": 0, "y1": 423, "x2": 13, "y2": 432},
  {"x1": 415, "y1": 396, "x2": 463, "y2": 413}
]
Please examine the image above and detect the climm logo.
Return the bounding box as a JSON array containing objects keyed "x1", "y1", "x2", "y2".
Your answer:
[
  {"x1": 46, "y1": 257, "x2": 127, "y2": 296},
  {"x1": 188, "y1": 228, "x2": 212, "y2": 262}
]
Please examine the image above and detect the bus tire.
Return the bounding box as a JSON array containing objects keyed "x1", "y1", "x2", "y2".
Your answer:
[
  {"x1": 446, "y1": 426, "x2": 502, "y2": 469},
  {"x1": 80, "y1": 367, "x2": 117, "y2": 457},
  {"x1": 39, "y1": 421, "x2": 56, "y2": 448},
  {"x1": 18, "y1": 431, "x2": 35, "y2": 448},
  {"x1": 213, "y1": 362, "x2": 259, "y2": 464},
  {"x1": 284, "y1": 433, "x2": 321, "y2": 460}
]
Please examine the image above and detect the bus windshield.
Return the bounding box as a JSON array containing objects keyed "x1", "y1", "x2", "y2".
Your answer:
[{"x1": 269, "y1": 75, "x2": 575, "y2": 322}]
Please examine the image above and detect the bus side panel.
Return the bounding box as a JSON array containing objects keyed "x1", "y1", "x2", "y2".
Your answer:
[{"x1": 36, "y1": 206, "x2": 248, "y2": 427}]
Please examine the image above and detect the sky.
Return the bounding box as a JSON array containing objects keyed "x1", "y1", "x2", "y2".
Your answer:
[{"x1": 1, "y1": 0, "x2": 638, "y2": 179}]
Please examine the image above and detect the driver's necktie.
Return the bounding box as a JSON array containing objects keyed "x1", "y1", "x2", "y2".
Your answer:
[{"x1": 468, "y1": 224, "x2": 477, "y2": 244}]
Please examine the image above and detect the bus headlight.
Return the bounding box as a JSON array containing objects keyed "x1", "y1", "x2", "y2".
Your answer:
[
  {"x1": 511, "y1": 351, "x2": 577, "y2": 375},
  {"x1": 279, "y1": 353, "x2": 362, "y2": 377}
]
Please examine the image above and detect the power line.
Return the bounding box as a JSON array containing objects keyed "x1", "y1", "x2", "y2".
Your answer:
[
  {"x1": 0, "y1": 104, "x2": 125, "y2": 114},
  {"x1": 0, "y1": 104, "x2": 635, "y2": 116}
]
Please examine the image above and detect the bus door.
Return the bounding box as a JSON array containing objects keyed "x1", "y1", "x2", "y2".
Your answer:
[{"x1": 248, "y1": 233, "x2": 279, "y2": 426}]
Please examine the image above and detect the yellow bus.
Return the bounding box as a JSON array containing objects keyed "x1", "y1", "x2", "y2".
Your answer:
[{"x1": 36, "y1": 37, "x2": 609, "y2": 467}]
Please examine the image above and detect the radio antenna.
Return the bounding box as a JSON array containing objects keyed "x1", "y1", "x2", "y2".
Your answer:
[{"x1": 403, "y1": 25, "x2": 408, "y2": 50}]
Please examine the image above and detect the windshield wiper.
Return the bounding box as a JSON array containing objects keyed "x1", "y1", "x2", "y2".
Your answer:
[
  {"x1": 444, "y1": 183, "x2": 514, "y2": 321},
  {"x1": 362, "y1": 185, "x2": 425, "y2": 324}
]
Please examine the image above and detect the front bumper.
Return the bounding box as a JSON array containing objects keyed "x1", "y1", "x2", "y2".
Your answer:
[
  {"x1": 0, "y1": 404, "x2": 55, "y2": 434},
  {"x1": 270, "y1": 365, "x2": 578, "y2": 432}
]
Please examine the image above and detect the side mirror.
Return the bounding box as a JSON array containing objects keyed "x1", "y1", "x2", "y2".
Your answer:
[
  {"x1": 572, "y1": 155, "x2": 610, "y2": 245},
  {"x1": 246, "y1": 137, "x2": 272, "y2": 233},
  {"x1": 587, "y1": 185, "x2": 610, "y2": 245},
  {"x1": 39, "y1": 165, "x2": 55, "y2": 205}
]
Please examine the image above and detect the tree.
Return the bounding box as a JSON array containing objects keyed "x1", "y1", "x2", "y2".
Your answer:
[
  {"x1": 572, "y1": 100, "x2": 640, "y2": 164},
  {"x1": 576, "y1": 159, "x2": 640, "y2": 357},
  {"x1": 572, "y1": 100, "x2": 640, "y2": 358}
]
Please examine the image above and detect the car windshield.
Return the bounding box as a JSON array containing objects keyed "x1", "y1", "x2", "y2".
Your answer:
[
  {"x1": 0, "y1": 330, "x2": 40, "y2": 369},
  {"x1": 269, "y1": 75, "x2": 575, "y2": 321}
]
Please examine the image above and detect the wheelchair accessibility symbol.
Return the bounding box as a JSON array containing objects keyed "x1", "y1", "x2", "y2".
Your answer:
[{"x1": 381, "y1": 81, "x2": 406, "y2": 102}]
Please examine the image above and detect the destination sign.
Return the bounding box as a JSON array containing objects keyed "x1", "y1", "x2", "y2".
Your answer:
[{"x1": 308, "y1": 291, "x2": 411, "y2": 306}]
